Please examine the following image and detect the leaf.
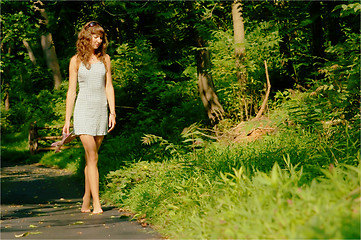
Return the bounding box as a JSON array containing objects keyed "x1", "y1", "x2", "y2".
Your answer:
[
  {"x1": 271, "y1": 162, "x2": 280, "y2": 186},
  {"x1": 29, "y1": 224, "x2": 38, "y2": 228},
  {"x1": 15, "y1": 232, "x2": 29, "y2": 238},
  {"x1": 71, "y1": 221, "x2": 84, "y2": 225}
]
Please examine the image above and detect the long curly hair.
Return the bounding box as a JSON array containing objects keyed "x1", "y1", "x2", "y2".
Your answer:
[{"x1": 76, "y1": 21, "x2": 108, "y2": 70}]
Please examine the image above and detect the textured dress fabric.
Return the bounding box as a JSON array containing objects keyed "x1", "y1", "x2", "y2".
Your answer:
[{"x1": 73, "y1": 61, "x2": 108, "y2": 136}]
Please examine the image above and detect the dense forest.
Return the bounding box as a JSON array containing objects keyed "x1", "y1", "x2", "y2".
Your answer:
[{"x1": 1, "y1": 0, "x2": 360, "y2": 239}]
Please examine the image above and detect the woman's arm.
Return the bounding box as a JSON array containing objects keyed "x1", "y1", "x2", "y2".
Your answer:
[
  {"x1": 105, "y1": 54, "x2": 116, "y2": 132},
  {"x1": 62, "y1": 55, "x2": 79, "y2": 134}
]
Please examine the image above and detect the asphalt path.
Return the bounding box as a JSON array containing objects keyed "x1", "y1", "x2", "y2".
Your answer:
[{"x1": 1, "y1": 162, "x2": 162, "y2": 239}]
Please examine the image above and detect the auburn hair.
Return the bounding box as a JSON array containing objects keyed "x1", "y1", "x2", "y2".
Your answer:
[{"x1": 76, "y1": 21, "x2": 108, "y2": 70}]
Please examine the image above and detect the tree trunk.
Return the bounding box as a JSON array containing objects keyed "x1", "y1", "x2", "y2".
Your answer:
[
  {"x1": 22, "y1": 40, "x2": 37, "y2": 65},
  {"x1": 4, "y1": 84, "x2": 10, "y2": 111},
  {"x1": 41, "y1": 34, "x2": 62, "y2": 90},
  {"x1": 232, "y1": 0, "x2": 247, "y2": 87},
  {"x1": 196, "y1": 36, "x2": 224, "y2": 124},
  {"x1": 309, "y1": 1, "x2": 325, "y2": 63},
  {"x1": 35, "y1": 0, "x2": 62, "y2": 90},
  {"x1": 325, "y1": 1, "x2": 342, "y2": 46},
  {"x1": 3, "y1": 47, "x2": 11, "y2": 111}
]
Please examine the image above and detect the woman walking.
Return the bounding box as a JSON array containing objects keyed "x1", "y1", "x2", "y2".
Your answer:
[{"x1": 63, "y1": 21, "x2": 116, "y2": 214}]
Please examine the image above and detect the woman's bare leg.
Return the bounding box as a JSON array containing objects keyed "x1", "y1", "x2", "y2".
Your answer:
[
  {"x1": 81, "y1": 156, "x2": 91, "y2": 212},
  {"x1": 81, "y1": 136, "x2": 104, "y2": 212},
  {"x1": 80, "y1": 135, "x2": 104, "y2": 214}
]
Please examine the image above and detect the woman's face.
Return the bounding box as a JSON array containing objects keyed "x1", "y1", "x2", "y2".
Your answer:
[{"x1": 91, "y1": 34, "x2": 102, "y2": 50}]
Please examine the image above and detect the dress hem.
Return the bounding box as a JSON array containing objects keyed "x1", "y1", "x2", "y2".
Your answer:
[{"x1": 74, "y1": 132, "x2": 108, "y2": 137}]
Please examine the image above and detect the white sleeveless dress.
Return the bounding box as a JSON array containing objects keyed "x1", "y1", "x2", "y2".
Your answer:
[{"x1": 73, "y1": 61, "x2": 108, "y2": 136}]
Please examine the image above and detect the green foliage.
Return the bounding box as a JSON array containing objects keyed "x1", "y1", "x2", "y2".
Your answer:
[
  {"x1": 104, "y1": 131, "x2": 360, "y2": 238},
  {"x1": 208, "y1": 20, "x2": 284, "y2": 120},
  {"x1": 320, "y1": 34, "x2": 360, "y2": 121},
  {"x1": 111, "y1": 39, "x2": 205, "y2": 138},
  {"x1": 335, "y1": 2, "x2": 361, "y2": 17},
  {"x1": 103, "y1": 88, "x2": 360, "y2": 238},
  {"x1": 1, "y1": 1, "x2": 66, "y2": 132},
  {"x1": 142, "y1": 134, "x2": 182, "y2": 159},
  {"x1": 2, "y1": 88, "x2": 66, "y2": 132}
]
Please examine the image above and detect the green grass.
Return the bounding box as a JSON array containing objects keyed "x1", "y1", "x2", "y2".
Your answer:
[
  {"x1": 103, "y1": 122, "x2": 360, "y2": 239},
  {"x1": 1, "y1": 129, "x2": 83, "y2": 173},
  {"x1": 38, "y1": 148, "x2": 83, "y2": 173},
  {"x1": 1, "y1": 131, "x2": 36, "y2": 164}
]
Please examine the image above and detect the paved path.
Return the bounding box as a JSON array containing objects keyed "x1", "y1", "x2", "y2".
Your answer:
[{"x1": 1, "y1": 162, "x2": 162, "y2": 239}]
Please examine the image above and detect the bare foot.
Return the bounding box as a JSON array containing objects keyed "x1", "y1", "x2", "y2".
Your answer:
[
  {"x1": 92, "y1": 201, "x2": 103, "y2": 214},
  {"x1": 92, "y1": 209, "x2": 103, "y2": 214},
  {"x1": 81, "y1": 195, "x2": 91, "y2": 213}
]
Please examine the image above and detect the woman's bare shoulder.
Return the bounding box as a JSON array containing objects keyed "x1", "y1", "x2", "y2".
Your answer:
[
  {"x1": 70, "y1": 55, "x2": 81, "y2": 70},
  {"x1": 104, "y1": 54, "x2": 111, "y2": 70},
  {"x1": 70, "y1": 55, "x2": 80, "y2": 63}
]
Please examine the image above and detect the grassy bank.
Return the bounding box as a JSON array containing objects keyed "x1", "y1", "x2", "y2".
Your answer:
[
  {"x1": 103, "y1": 112, "x2": 360, "y2": 238},
  {"x1": 1, "y1": 128, "x2": 83, "y2": 174},
  {"x1": 104, "y1": 130, "x2": 359, "y2": 238}
]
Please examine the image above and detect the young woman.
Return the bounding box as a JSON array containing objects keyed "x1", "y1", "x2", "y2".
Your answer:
[{"x1": 63, "y1": 21, "x2": 116, "y2": 214}]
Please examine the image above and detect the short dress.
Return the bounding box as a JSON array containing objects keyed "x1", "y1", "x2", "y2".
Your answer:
[{"x1": 73, "y1": 61, "x2": 108, "y2": 136}]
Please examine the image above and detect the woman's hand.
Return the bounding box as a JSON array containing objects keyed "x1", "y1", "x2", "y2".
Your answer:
[
  {"x1": 108, "y1": 113, "x2": 116, "y2": 133},
  {"x1": 63, "y1": 121, "x2": 71, "y2": 135}
]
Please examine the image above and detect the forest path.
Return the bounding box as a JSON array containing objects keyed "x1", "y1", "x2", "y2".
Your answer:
[{"x1": 1, "y1": 161, "x2": 162, "y2": 239}]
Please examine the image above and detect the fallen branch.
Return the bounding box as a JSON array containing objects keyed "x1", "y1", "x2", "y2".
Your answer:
[{"x1": 254, "y1": 60, "x2": 271, "y2": 120}]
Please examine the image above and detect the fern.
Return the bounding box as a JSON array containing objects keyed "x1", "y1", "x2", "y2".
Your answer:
[{"x1": 141, "y1": 134, "x2": 181, "y2": 158}]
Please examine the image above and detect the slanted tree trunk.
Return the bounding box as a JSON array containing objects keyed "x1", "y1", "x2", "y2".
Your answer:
[
  {"x1": 35, "y1": 0, "x2": 62, "y2": 90},
  {"x1": 196, "y1": 36, "x2": 224, "y2": 124},
  {"x1": 232, "y1": 0, "x2": 247, "y2": 87},
  {"x1": 41, "y1": 34, "x2": 62, "y2": 89},
  {"x1": 22, "y1": 40, "x2": 37, "y2": 65}
]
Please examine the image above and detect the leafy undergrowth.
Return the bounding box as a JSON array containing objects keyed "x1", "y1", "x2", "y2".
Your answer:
[{"x1": 103, "y1": 116, "x2": 360, "y2": 239}]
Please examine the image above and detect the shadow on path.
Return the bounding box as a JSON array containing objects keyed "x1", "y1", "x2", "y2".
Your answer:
[{"x1": 1, "y1": 162, "x2": 162, "y2": 239}]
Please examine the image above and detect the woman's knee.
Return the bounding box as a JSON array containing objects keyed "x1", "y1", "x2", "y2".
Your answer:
[
  {"x1": 80, "y1": 135, "x2": 100, "y2": 164},
  {"x1": 85, "y1": 151, "x2": 98, "y2": 164}
]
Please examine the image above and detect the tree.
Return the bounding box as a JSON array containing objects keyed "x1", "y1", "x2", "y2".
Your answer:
[
  {"x1": 22, "y1": 40, "x2": 37, "y2": 65},
  {"x1": 196, "y1": 36, "x2": 224, "y2": 124},
  {"x1": 34, "y1": 0, "x2": 62, "y2": 90},
  {"x1": 1, "y1": 1, "x2": 39, "y2": 111},
  {"x1": 309, "y1": 0, "x2": 326, "y2": 79},
  {"x1": 232, "y1": 0, "x2": 247, "y2": 86}
]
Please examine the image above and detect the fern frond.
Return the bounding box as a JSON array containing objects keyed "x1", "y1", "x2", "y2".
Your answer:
[{"x1": 142, "y1": 134, "x2": 166, "y2": 145}]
